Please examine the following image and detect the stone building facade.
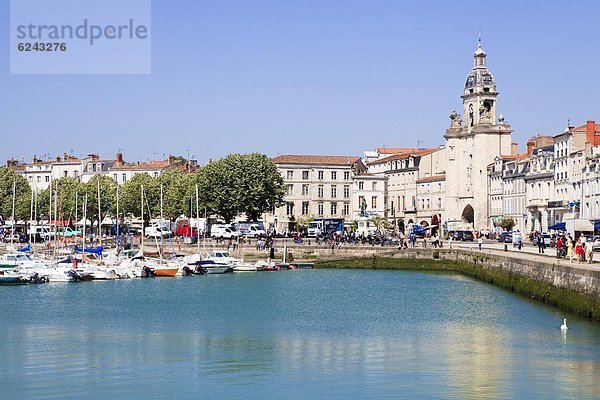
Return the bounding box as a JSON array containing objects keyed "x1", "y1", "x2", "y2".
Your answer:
[{"x1": 444, "y1": 38, "x2": 513, "y2": 231}]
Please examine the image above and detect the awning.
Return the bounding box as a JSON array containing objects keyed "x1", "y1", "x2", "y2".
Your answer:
[
  {"x1": 549, "y1": 222, "x2": 566, "y2": 230},
  {"x1": 595, "y1": 221, "x2": 600, "y2": 230}
]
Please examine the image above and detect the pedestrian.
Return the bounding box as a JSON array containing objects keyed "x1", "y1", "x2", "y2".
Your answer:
[
  {"x1": 575, "y1": 238, "x2": 584, "y2": 263},
  {"x1": 556, "y1": 236, "x2": 563, "y2": 259},
  {"x1": 517, "y1": 233, "x2": 523, "y2": 250},
  {"x1": 90, "y1": 233, "x2": 94, "y2": 246},
  {"x1": 537, "y1": 234, "x2": 545, "y2": 254},
  {"x1": 585, "y1": 239, "x2": 594, "y2": 264},
  {"x1": 478, "y1": 236, "x2": 483, "y2": 251},
  {"x1": 567, "y1": 234, "x2": 574, "y2": 263}
]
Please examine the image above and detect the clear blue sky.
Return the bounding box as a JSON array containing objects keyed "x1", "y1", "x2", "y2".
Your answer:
[{"x1": 1, "y1": 0, "x2": 599, "y2": 164}]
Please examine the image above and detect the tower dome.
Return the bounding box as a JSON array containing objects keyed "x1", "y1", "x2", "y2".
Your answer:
[{"x1": 464, "y1": 37, "x2": 495, "y2": 92}]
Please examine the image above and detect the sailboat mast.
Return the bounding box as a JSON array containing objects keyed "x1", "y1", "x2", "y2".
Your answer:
[
  {"x1": 29, "y1": 181, "x2": 34, "y2": 244},
  {"x1": 196, "y1": 185, "x2": 200, "y2": 257},
  {"x1": 82, "y1": 194, "x2": 87, "y2": 259},
  {"x1": 49, "y1": 178, "x2": 52, "y2": 247},
  {"x1": 10, "y1": 179, "x2": 16, "y2": 246},
  {"x1": 97, "y1": 179, "x2": 101, "y2": 247},
  {"x1": 75, "y1": 192, "x2": 78, "y2": 238},
  {"x1": 53, "y1": 184, "x2": 58, "y2": 259},
  {"x1": 140, "y1": 185, "x2": 144, "y2": 254},
  {"x1": 116, "y1": 185, "x2": 120, "y2": 248},
  {"x1": 160, "y1": 183, "x2": 164, "y2": 257}
]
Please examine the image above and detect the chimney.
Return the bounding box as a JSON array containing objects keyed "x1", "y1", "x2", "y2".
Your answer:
[
  {"x1": 168, "y1": 155, "x2": 175, "y2": 165},
  {"x1": 115, "y1": 152, "x2": 124, "y2": 165},
  {"x1": 587, "y1": 120, "x2": 596, "y2": 145},
  {"x1": 56, "y1": 156, "x2": 61, "y2": 162},
  {"x1": 511, "y1": 142, "x2": 518, "y2": 156},
  {"x1": 526, "y1": 139, "x2": 535, "y2": 156}
]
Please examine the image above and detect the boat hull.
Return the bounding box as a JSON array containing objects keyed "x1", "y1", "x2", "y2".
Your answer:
[{"x1": 152, "y1": 268, "x2": 179, "y2": 277}]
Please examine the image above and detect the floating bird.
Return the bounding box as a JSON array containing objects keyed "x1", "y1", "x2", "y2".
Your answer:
[{"x1": 560, "y1": 318, "x2": 568, "y2": 331}]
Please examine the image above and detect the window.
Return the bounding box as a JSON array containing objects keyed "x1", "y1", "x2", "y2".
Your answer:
[
  {"x1": 344, "y1": 171, "x2": 350, "y2": 180},
  {"x1": 287, "y1": 171, "x2": 294, "y2": 180},
  {"x1": 372, "y1": 182, "x2": 377, "y2": 191},
  {"x1": 343, "y1": 185, "x2": 350, "y2": 198},
  {"x1": 331, "y1": 171, "x2": 337, "y2": 180},
  {"x1": 318, "y1": 202, "x2": 324, "y2": 216},
  {"x1": 331, "y1": 185, "x2": 337, "y2": 198},
  {"x1": 343, "y1": 203, "x2": 350, "y2": 216},
  {"x1": 302, "y1": 184, "x2": 309, "y2": 196},
  {"x1": 113, "y1": 173, "x2": 118, "y2": 181},
  {"x1": 359, "y1": 196, "x2": 365, "y2": 209},
  {"x1": 92, "y1": 164, "x2": 97, "y2": 172},
  {"x1": 358, "y1": 181, "x2": 364, "y2": 190},
  {"x1": 74, "y1": 171, "x2": 79, "y2": 178},
  {"x1": 37, "y1": 176, "x2": 41, "y2": 183},
  {"x1": 302, "y1": 171, "x2": 309, "y2": 180},
  {"x1": 122, "y1": 173, "x2": 127, "y2": 183},
  {"x1": 318, "y1": 171, "x2": 324, "y2": 180},
  {"x1": 45, "y1": 176, "x2": 50, "y2": 182},
  {"x1": 64, "y1": 171, "x2": 68, "y2": 177},
  {"x1": 287, "y1": 184, "x2": 293, "y2": 195},
  {"x1": 331, "y1": 202, "x2": 337, "y2": 215},
  {"x1": 372, "y1": 196, "x2": 377, "y2": 209},
  {"x1": 302, "y1": 201, "x2": 309, "y2": 215},
  {"x1": 318, "y1": 185, "x2": 324, "y2": 198},
  {"x1": 286, "y1": 202, "x2": 294, "y2": 216},
  {"x1": 154, "y1": 172, "x2": 159, "y2": 178}
]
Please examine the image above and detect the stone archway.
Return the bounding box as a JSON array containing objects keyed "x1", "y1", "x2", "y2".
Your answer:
[
  {"x1": 397, "y1": 220, "x2": 405, "y2": 234},
  {"x1": 461, "y1": 205, "x2": 474, "y2": 225}
]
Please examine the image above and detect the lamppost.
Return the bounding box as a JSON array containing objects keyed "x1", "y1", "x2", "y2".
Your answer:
[{"x1": 186, "y1": 149, "x2": 190, "y2": 173}]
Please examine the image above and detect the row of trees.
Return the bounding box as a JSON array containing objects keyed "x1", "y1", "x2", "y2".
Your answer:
[{"x1": 0, "y1": 153, "x2": 286, "y2": 226}]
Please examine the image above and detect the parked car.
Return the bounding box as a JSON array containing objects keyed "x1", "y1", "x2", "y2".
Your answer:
[
  {"x1": 451, "y1": 230, "x2": 474, "y2": 241},
  {"x1": 498, "y1": 231, "x2": 513, "y2": 243},
  {"x1": 587, "y1": 235, "x2": 600, "y2": 251},
  {"x1": 57, "y1": 227, "x2": 82, "y2": 238}
]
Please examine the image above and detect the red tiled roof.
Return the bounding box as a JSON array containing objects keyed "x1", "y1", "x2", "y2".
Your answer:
[
  {"x1": 110, "y1": 160, "x2": 170, "y2": 171},
  {"x1": 272, "y1": 155, "x2": 360, "y2": 166},
  {"x1": 368, "y1": 148, "x2": 438, "y2": 165},
  {"x1": 416, "y1": 174, "x2": 446, "y2": 183},
  {"x1": 572, "y1": 123, "x2": 600, "y2": 133},
  {"x1": 375, "y1": 147, "x2": 425, "y2": 155}
]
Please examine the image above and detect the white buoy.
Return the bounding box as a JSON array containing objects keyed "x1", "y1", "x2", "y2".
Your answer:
[{"x1": 560, "y1": 318, "x2": 568, "y2": 331}]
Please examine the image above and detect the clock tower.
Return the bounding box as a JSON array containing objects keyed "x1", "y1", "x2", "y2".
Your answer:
[{"x1": 444, "y1": 37, "x2": 513, "y2": 231}]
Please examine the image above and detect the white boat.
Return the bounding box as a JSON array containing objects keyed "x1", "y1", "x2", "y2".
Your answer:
[{"x1": 232, "y1": 262, "x2": 265, "y2": 272}]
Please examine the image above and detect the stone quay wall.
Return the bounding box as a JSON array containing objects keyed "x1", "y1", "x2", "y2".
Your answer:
[{"x1": 315, "y1": 248, "x2": 600, "y2": 321}]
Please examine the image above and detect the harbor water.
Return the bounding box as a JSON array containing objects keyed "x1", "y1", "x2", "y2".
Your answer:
[{"x1": 2, "y1": 269, "x2": 600, "y2": 399}]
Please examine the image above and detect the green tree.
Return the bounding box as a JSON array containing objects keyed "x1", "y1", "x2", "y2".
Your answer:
[
  {"x1": 236, "y1": 153, "x2": 285, "y2": 221},
  {"x1": 121, "y1": 173, "x2": 161, "y2": 220},
  {"x1": 370, "y1": 216, "x2": 389, "y2": 231},
  {"x1": 295, "y1": 216, "x2": 314, "y2": 234},
  {"x1": 55, "y1": 177, "x2": 82, "y2": 222},
  {"x1": 199, "y1": 156, "x2": 241, "y2": 223},
  {"x1": 0, "y1": 168, "x2": 31, "y2": 221},
  {"x1": 80, "y1": 175, "x2": 118, "y2": 230},
  {"x1": 496, "y1": 216, "x2": 516, "y2": 232},
  {"x1": 160, "y1": 171, "x2": 194, "y2": 220},
  {"x1": 199, "y1": 153, "x2": 285, "y2": 223}
]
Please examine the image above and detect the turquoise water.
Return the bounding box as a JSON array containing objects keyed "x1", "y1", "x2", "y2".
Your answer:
[{"x1": 2, "y1": 269, "x2": 600, "y2": 399}]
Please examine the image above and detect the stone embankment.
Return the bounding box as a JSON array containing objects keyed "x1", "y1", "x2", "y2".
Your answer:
[{"x1": 315, "y1": 247, "x2": 600, "y2": 321}]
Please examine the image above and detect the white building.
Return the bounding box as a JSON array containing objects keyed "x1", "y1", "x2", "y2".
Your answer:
[{"x1": 269, "y1": 155, "x2": 367, "y2": 233}]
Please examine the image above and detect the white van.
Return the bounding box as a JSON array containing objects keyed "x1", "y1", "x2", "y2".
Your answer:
[
  {"x1": 144, "y1": 225, "x2": 173, "y2": 238},
  {"x1": 211, "y1": 224, "x2": 240, "y2": 239},
  {"x1": 27, "y1": 226, "x2": 54, "y2": 241}
]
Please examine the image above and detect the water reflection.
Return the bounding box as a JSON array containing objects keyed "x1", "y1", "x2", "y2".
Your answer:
[{"x1": 2, "y1": 270, "x2": 600, "y2": 399}]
